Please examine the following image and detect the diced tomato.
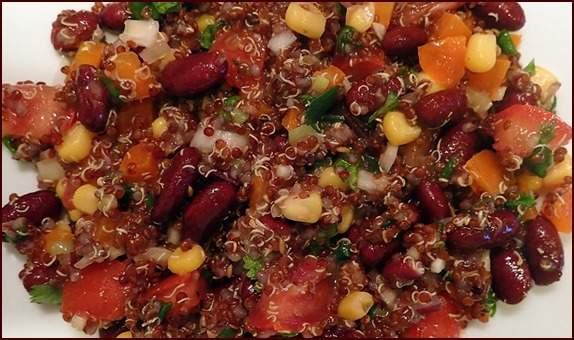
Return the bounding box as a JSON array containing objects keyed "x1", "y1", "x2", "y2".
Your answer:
[
  {"x1": 211, "y1": 31, "x2": 266, "y2": 89},
  {"x1": 488, "y1": 104, "x2": 572, "y2": 159},
  {"x1": 332, "y1": 48, "x2": 386, "y2": 82},
  {"x1": 143, "y1": 271, "x2": 208, "y2": 317},
  {"x1": 290, "y1": 256, "x2": 328, "y2": 285},
  {"x1": 246, "y1": 279, "x2": 333, "y2": 334},
  {"x1": 2, "y1": 84, "x2": 76, "y2": 140},
  {"x1": 61, "y1": 260, "x2": 131, "y2": 321},
  {"x1": 400, "y1": 295, "x2": 462, "y2": 338}
]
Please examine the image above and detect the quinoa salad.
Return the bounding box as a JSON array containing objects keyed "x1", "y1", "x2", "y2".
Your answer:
[{"x1": 2, "y1": 2, "x2": 572, "y2": 338}]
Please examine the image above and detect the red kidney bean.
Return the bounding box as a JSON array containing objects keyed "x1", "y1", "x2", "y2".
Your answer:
[
  {"x1": 438, "y1": 118, "x2": 482, "y2": 167},
  {"x1": 524, "y1": 216, "x2": 564, "y2": 286},
  {"x1": 472, "y1": 2, "x2": 526, "y2": 31},
  {"x1": 21, "y1": 263, "x2": 59, "y2": 292},
  {"x1": 75, "y1": 64, "x2": 111, "y2": 133},
  {"x1": 416, "y1": 181, "x2": 450, "y2": 223},
  {"x1": 99, "y1": 2, "x2": 130, "y2": 31},
  {"x1": 497, "y1": 89, "x2": 537, "y2": 111},
  {"x1": 258, "y1": 215, "x2": 292, "y2": 235},
  {"x1": 381, "y1": 27, "x2": 428, "y2": 56},
  {"x1": 446, "y1": 210, "x2": 519, "y2": 253},
  {"x1": 359, "y1": 237, "x2": 402, "y2": 268},
  {"x1": 182, "y1": 181, "x2": 237, "y2": 244},
  {"x1": 345, "y1": 77, "x2": 402, "y2": 115},
  {"x1": 490, "y1": 248, "x2": 531, "y2": 304},
  {"x1": 2, "y1": 190, "x2": 61, "y2": 225},
  {"x1": 323, "y1": 327, "x2": 366, "y2": 338},
  {"x1": 240, "y1": 275, "x2": 261, "y2": 306},
  {"x1": 160, "y1": 52, "x2": 228, "y2": 97},
  {"x1": 151, "y1": 147, "x2": 202, "y2": 224},
  {"x1": 51, "y1": 10, "x2": 100, "y2": 52},
  {"x1": 382, "y1": 253, "x2": 424, "y2": 282},
  {"x1": 414, "y1": 89, "x2": 467, "y2": 128}
]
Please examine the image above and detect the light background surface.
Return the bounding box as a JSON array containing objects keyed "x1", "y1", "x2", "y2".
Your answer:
[{"x1": 2, "y1": 2, "x2": 572, "y2": 338}]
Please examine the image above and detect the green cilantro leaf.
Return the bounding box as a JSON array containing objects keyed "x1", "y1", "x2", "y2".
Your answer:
[
  {"x1": 523, "y1": 59, "x2": 536, "y2": 75},
  {"x1": 337, "y1": 25, "x2": 361, "y2": 53},
  {"x1": 158, "y1": 302, "x2": 172, "y2": 320},
  {"x1": 216, "y1": 327, "x2": 238, "y2": 338},
  {"x1": 335, "y1": 242, "x2": 351, "y2": 262},
  {"x1": 539, "y1": 121, "x2": 556, "y2": 145},
  {"x1": 368, "y1": 92, "x2": 400, "y2": 123},
  {"x1": 305, "y1": 86, "x2": 339, "y2": 130},
  {"x1": 440, "y1": 156, "x2": 458, "y2": 180},
  {"x1": 524, "y1": 145, "x2": 553, "y2": 177},
  {"x1": 504, "y1": 192, "x2": 536, "y2": 217},
  {"x1": 243, "y1": 255, "x2": 262, "y2": 281},
  {"x1": 29, "y1": 284, "x2": 62, "y2": 305},
  {"x1": 2, "y1": 136, "x2": 17, "y2": 154},
  {"x1": 483, "y1": 289, "x2": 498, "y2": 317},
  {"x1": 200, "y1": 20, "x2": 225, "y2": 49}
]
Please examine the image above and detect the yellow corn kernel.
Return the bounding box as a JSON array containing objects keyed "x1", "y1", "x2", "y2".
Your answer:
[
  {"x1": 168, "y1": 244, "x2": 206, "y2": 275},
  {"x1": 337, "y1": 203, "x2": 355, "y2": 233},
  {"x1": 72, "y1": 184, "x2": 99, "y2": 215},
  {"x1": 43, "y1": 222, "x2": 74, "y2": 255},
  {"x1": 197, "y1": 14, "x2": 215, "y2": 32},
  {"x1": 56, "y1": 178, "x2": 66, "y2": 199},
  {"x1": 69, "y1": 209, "x2": 84, "y2": 222},
  {"x1": 530, "y1": 65, "x2": 559, "y2": 104},
  {"x1": 465, "y1": 32, "x2": 497, "y2": 73},
  {"x1": 346, "y1": 2, "x2": 376, "y2": 33},
  {"x1": 285, "y1": 2, "x2": 326, "y2": 39},
  {"x1": 516, "y1": 170, "x2": 544, "y2": 193},
  {"x1": 318, "y1": 167, "x2": 349, "y2": 191},
  {"x1": 152, "y1": 116, "x2": 169, "y2": 138},
  {"x1": 56, "y1": 123, "x2": 96, "y2": 163},
  {"x1": 383, "y1": 111, "x2": 422, "y2": 146},
  {"x1": 338, "y1": 291, "x2": 374, "y2": 321},
  {"x1": 310, "y1": 74, "x2": 330, "y2": 93},
  {"x1": 278, "y1": 191, "x2": 323, "y2": 223},
  {"x1": 116, "y1": 331, "x2": 133, "y2": 338},
  {"x1": 543, "y1": 154, "x2": 572, "y2": 189},
  {"x1": 417, "y1": 71, "x2": 446, "y2": 94}
]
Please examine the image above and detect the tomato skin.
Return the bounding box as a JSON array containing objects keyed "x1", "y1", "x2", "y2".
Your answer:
[
  {"x1": 211, "y1": 31, "x2": 266, "y2": 89},
  {"x1": 332, "y1": 48, "x2": 386, "y2": 82},
  {"x1": 61, "y1": 260, "x2": 131, "y2": 321},
  {"x1": 400, "y1": 295, "x2": 462, "y2": 338},
  {"x1": 2, "y1": 84, "x2": 76, "y2": 140},
  {"x1": 143, "y1": 271, "x2": 208, "y2": 317}
]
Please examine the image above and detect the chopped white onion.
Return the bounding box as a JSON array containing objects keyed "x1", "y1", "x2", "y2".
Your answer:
[
  {"x1": 134, "y1": 247, "x2": 173, "y2": 268},
  {"x1": 139, "y1": 39, "x2": 172, "y2": 64},
  {"x1": 70, "y1": 314, "x2": 88, "y2": 332},
  {"x1": 276, "y1": 164, "x2": 294, "y2": 179},
  {"x1": 267, "y1": 29, "x2": 297, "y2": 55},
  {"x1": 466, "y1": 86, "x2": 492, "y2": 118},
  {"x1": 357, "y1": 170, "x2": 377, "y2": 194},
  {"x1": 119, "y1": 19, "x2": 160, "y2": 48},
  {"x1": 73, "y1": 256, "x2": 94, "y2": 270},
  {"x1": 190, "y1": 118, "x2": 249, "y2": 153},
  {"x1": 430, "y1": 258, "x2": 446, "y2": 273},
  {"x1": 372, "y1": 22, "x2": 387, "y2": 41},
  {"x1": 36, "y1": 158, "x2": 65, "y2": 181},
  {"x1": 379, "y1": 143, "x2": 398, "y2": 173}
]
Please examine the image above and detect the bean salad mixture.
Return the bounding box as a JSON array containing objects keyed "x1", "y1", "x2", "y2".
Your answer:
[{"x1": 2, "y1": 2, "x2": 572, "y2": 338}]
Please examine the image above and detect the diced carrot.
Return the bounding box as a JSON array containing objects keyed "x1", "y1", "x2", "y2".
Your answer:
[
  {"x1": 542, "y1": 185, "x2": 572, "y2": 233},
  {"x1": 465, "y1": 149, "x2": 507, "y2": 196},
  {"x1": 282, "y1": 107, "x2": 301, "y2": 131},
  {"x1": 115, "y1": 97, "x2": 154, "y2": 136},
  {"x1": 106, "y1": 51, "x2": 159, "y2": 100},
  {"x1": 313, "y1": 65, "x2": 346, "y2": 90},
  {"x1": 431, "y1": 12, "x2": 472, "y2": 42},
  {"x1": 67, "y1": 41, "x2": 105, "y2": 81},
  {"x1": 418, "y1": 36, "x2": 467, "y2": 89},
  {"x1": 520, "y1": 206, "x2": 538, "y2": 222},
  {"x1": 510, "y1": 34, "x2": 522, "y2": 48},
  {"x1": 119, "y1": 143, "x2": 160, "y2": 183},
  {"x1": 467, "y1": 58, "x2": 512, "y2": 99},
  {"x1": 374, "y1": 2, "x2": 395, "y2": 28},
  {"x1": 250, "y1": 174, "x2": 269, "y2": 211}
]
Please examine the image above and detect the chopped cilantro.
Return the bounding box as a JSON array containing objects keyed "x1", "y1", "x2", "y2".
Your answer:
[
  {"x1": 2, "y1": 136, "x2": 17, "y2": 154},
  {"x1": 305, "y1": 86, "x2": 339, "y2": 130},
  {"x1": 243, "y1": 255, "x2": 262, "y2": 280},
  {"x1": 29, "y1": 284, "x2": 62, "y2": 305},
  {"x1": 130, "y1": 2, "x2": 181, "y2": 20},
  {"x1": 549, "y1": 95, "x2": 557, "y2": 112},
  {"x1": 504, "y1": 193, "x2": 536, "y2": 217},
  {"x1": 539, "y1": 121, "x2": 556, "y2": 145},
  {"x1": 158, "y1": 302, "x2": 172, "y2": 320},
  {"x1": 317, "y1": 224, "x2": 338, "y2": 239},
  {"x1": 363, "y1": 153, "x2": 381, "y2": 174},
  {"x1": 145, "y1": 191, "x2": 154, "y2": 209},
  {"x1": 276, "y1": 332, "x2": 299, "y2": 338},
  {"x1": 2, "y1": 227, "x2": 28, "y2": 244},
  {"x1": 523, "y1": 59, "x2": 536, "y2": 75},
  {"x1": 318, "y1": 114, "x2": 345, "y2": 130},
  {"x1": 336, "y1": 2, "x2": 347, "y2": 16},
  {"x1": 524, "y1": 145, "x2": 553, "y2": 177},
  {"x1": 337, "y1": 25, "x2": 361, "y2": 53},
  {"x1": 200, "y1": 20, "x2": 225, "y2": 49},
  {"x1": 298, "y1": 93, "x2": 315, "y2": 104},
  {"x1": 224, "y1": 95, "x2": 242, "y2": 107},
  {"x1": 483, "y1": 289, "x2": 498, "y2": 317},
  {"x1": 496, "y1": 30, "x2": 518, "y2": 57},
  {"x1": 333, "y1": 158, "x2": 359, "y2": 191},
  {"x1": 368, "y1": 92, "x2": 400, "y2": 123},
  {"x1": 100, "y1": 77, "x2": 124, "y2": 105},
  {"x1": 335, "y1": 242, "x2": 351, "y2": 262},
  {"x1": 153, "y1": 2, "x2": 181, "y2": 14},
  {"x1": 440, "y1": 157, "x2": 458, "y2": 180},
  {"x1": 216, "y1": 327, "x2": 238, "y2": 338},
  {"x1": 380, "y1": 218, "x2": 395, "y2": 229}
]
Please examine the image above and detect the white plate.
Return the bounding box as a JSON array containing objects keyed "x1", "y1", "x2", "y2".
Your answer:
[{"x1": 2, "y1": 2, "x2": 572, "y2": 338}]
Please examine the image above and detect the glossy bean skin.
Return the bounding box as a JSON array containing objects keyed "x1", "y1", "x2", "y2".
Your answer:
[
  {"x1": 21, "y1": 263, "x2": 59, "y2": 292},
  {"x1": 382, "y1": 253, "x2": 424, "y2": 282},
  {"x1": 160, "y1": 52, "x2": 228, "y2": 97},
  {"x1": 258, "y1": 215, "x2": 292, "y2": 235},
  {"x1": 99, "y1": 2, "x2": 130, "y2": 31},
  {"x1": 472, "y1": 2, "x2": 526, "y2": 31},
  {"x1": 490, "y1": 248, "x2": 531, "y2": 304},
  {"x1": 414, "y1": 89, "x2": 467, "y2": 128},
  {"x1": 524, "y1": 216, "x2": 564, "y2": 285},
  {"x1": 75, "y1": 65, "x2": 112, "y2": 133},
  {"x1": 151, "y1": 147, "x2": 202, "y2": 224},
  {"x1": 381, "y1": 27, "x2": 428, "y2": 56},
  {"x1": 438, "y1": 118, "x2": 482, "y2": 167},
  {"x1": 416, "y1": 181, "x2": 450, "y2": 223},
  {"x1": 446, "y1": 210, "x2": 519, "y2": 253},
  {"x1": 496, "y1": 89, "x2": 537, "y2": 112},
  {"x1": 51, "y1": 10, "x2": 100, "y2": 52},
  {"x1": 2, "y1": 190, "x2": 61, "y2": 225},
  {"x1": 345, "y1": 77, "x2": 402, "y2": 116},
  {"x1": 359, "y1": 237, "x2": 402, "y2": 268},
  {"x1": 182, "y1": 181, "x2": 237, "y2": 244}
]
